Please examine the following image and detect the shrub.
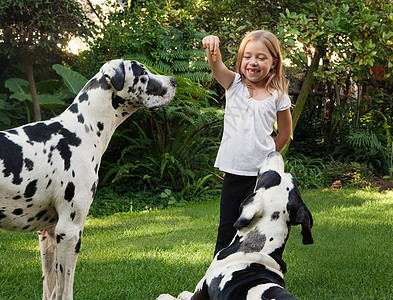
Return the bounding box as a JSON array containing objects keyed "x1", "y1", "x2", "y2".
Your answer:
[
  {"x1": 284, "y1": 153, "x2": 326, "y2": 188},
  {"x1": 323, "y1": 161, "x2": 373, "y2": 188}
]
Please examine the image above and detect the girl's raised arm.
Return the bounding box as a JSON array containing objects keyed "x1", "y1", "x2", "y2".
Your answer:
[{"x1": 202, "y1": 35, "x2": 236, "y2": 90}]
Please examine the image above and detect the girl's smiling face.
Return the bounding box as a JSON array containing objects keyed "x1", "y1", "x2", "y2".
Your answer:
[{"x1": 240, "y1": 40, "x2": 276, "y2": 87}]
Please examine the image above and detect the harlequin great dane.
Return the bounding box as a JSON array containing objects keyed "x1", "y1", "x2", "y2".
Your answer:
[
  {"x1": 158, "y1": 151, "x2": 313, "y2": 300},
  {"x1": 0, "y1": 59, "x2": 176, "y2": 300}
]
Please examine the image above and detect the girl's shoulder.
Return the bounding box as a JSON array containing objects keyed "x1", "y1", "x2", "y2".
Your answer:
[{"x1": 274, "y1": 90, "x2": 291, "y2": 111}]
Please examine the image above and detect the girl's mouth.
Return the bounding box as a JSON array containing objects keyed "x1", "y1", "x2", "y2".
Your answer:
[{"x1": 247, "y1": 68, "x2": 260, "y2": 75}]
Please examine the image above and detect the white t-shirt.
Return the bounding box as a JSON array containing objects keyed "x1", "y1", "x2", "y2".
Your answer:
[{"x1": 214, "y1": 73, "x2": 291, "y2": 176}]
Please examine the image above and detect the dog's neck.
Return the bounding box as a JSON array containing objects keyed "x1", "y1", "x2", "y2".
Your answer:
[
  {"x1": 61, "y1": 81, "x2": 140, "y2": 156},
  {"x1": 217, "y1": 214, "x2": 290, "y2": 274}
]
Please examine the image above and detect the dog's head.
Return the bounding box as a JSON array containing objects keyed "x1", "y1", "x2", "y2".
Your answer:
[
  {"x1": 234, "y1": 151, "x2": 314, "y2": 245},
  {"x1": 98, "y1": 59, "x2": 177, "y2": 113}
]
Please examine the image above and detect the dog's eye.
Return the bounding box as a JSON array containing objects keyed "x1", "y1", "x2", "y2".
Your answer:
[{"x1": 141, "y1": 71, "x2": 147, "y2": 76}]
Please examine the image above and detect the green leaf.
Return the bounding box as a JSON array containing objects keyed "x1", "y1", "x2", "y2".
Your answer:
[
  {"x1": 5, "y1": 78, "x2": 29, "y2": 93},
  {"x1": 52, "y1": 64, "x2": 88, "y2": 96}
]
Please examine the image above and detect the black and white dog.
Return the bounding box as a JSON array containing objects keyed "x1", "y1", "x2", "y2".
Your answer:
[
  {"x1": 158, "y1": 151, "x2": 313, "y2": 300},
  {"x1": 0, "y1": 59, "x2": 176, "y2": 300}
]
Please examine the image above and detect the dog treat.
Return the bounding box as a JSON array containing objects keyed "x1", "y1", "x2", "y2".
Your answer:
[{"x1": 212, "y1": 54, "x2": 217, "y2": 62}]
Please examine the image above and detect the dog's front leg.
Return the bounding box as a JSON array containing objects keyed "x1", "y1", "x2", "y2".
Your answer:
[
  {"x1": 39, "y1": 226, "x2": 57, "y2": 300},
  {"x1": 54, "y1": 208, "x2": 88, "y2": 300}
]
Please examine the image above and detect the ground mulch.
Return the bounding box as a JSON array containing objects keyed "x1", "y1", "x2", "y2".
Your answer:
[{"x1": 371, "y1": 177, "x2": 393, "y2": 192}]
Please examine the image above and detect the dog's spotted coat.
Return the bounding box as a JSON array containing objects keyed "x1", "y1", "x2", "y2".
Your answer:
[
  {"x1": 0, "y1": 59, "x2": 176, "y2": 300},
  {"x1": 158, "y1": 151, "x2": 313, "y2": 300}
]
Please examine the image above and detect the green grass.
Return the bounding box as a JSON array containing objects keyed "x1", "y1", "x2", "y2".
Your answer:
[{"x1": 1, "y1": 189, "x2": 392, "y2": 299}]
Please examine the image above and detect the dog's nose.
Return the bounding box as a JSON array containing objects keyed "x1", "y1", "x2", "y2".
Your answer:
[{"x1": 170, "y1": 77, "x2": 177, "y2": 87}]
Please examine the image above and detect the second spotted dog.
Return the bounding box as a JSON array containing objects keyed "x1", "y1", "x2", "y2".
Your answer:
[{"x1": 158, "y1": 151, "x2": 313, "y2": 300}]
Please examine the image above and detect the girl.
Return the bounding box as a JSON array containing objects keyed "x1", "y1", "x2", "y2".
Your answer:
[{"x1": 202, "y1": 30, "x2": 292, "y2": 254}]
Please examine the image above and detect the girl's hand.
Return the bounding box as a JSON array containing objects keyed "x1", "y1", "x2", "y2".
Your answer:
[
  {"x1": 202, "y1": 35, "x2": 235, "y2": 90},
  {"x1": 202, "y1": 35, "x2": 220, "y2": 61}
]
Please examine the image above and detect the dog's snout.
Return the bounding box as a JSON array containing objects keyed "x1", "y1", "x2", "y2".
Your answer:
[{"x1": 170, "y1": 77, "x2": 177, "y2": 87}]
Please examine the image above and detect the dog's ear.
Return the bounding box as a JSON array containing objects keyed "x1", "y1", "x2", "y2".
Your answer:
[
  {"x1": 288, "y1": 181, "x2": 314, "y2": 245},
  {"x1": 296, "y1": 203, "x2": 314, "y2": 245},
  {"x1": 103, "y1": 59, "x2": 125, "y2": 91},
  {"x1": 233, "y1": 192, "x2": 260, "y2": 230}
]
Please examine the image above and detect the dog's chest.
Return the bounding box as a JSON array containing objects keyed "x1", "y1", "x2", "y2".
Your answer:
[{"x1": 0, "y1": 120, "x2": 101, "y2": 232}]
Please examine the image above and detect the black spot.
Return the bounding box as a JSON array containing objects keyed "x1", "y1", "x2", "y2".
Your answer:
[
  {"x1": 13, "y1": 195, "x2": 21, "y2": 200},
  {"x1": 0, "y1": 132, "x2": 24, "y2": 184},
  {"x1": 271, "y1": 211, "x2": 280, "y2": 221},
  {"x1": 59, "y1": 264, "x2": 63, "y2": 273},
  {"x1": 36, "y1": 209, "x2": 47, "y2": 221},
  {"x1": 27, "y1": 217, "x2": 34, "y2": 222},
  {"x1": 12, "y1": 208, "x2": 23, "y2": 215},
  {"x1": 217, "y1": 235, "x2": 242, "y2": 260},
  {"x1": 146, "y1": 77, "x2": 167, "y2": 96},
  {"x1": 112, "y1": 94, "x2": 126, "y2": 110},
  {"x1": 82, "y1": 78, "x2": 102, "y2": 91},
  {"x1": 24, "y1": 158, "x2": 34, "y2": 171},
  {"x1": 68, "y1": 103, "x2": 79, "y2": 114},
  {"x1": 97, "y1": 122, "x2": 104, "y2": 131},
  {"x1": 22, "y1": 225, "x2": 30, "y2": 230},
  {"x1": 131, "y1": 61, "x2": 145, "y2": 77},
  {"x1": 91, "y1": 182, "x2": 97, "y2": 198},
  {"x1": 64, "y1": 182, "x2": 75, "y2": 202},
  {"x1": 23, "y1": 122, "x2": 82, "y2": 171},
  {"x1": 140, "y1": 77, "x2": 147, "y2": 84},
  {"x1": 7, "y1": 129, "x2": 18, "y2": 135},
  {"x1": 78, "y1": 92, "x2": 89, "y2": 102},
  {"x1": 77, "y1": 114, "x2": 84, "y2": 124},
  {"x1": 262, "y1": 286, "x2": 296, "y2": 299},
  {"x1": 255, "y1": 170, "x2": 282, "y2": 190},
  {"x1": 208, "y1": 274, "x2": 224, "y2": 299},
  {"x1": 0, "y1": 210, "x2": 6, "y2": 220},
  {"x1": 269, "y1": 244, "x2": 287, "y2": 273},
  {"x1": 70, "y1": 211, "x2": 76, "y2": 221},
  {"x1": 270, "y1": 237, "x2": 274, "y2": 242},
  {"x1": 75, "y1": 231, "x2": 82, "y2": 253},
  {"x1": 24, "y1": 180, "x2": 38, "y2": 198},
  {"x1": 239, "y1": 229, "x2": 266, "y2": 253},
  {"x1": 46, "y1": 179, "x2": 52, "y2": 189},
  {"x1": 213, "y1": 263, "x2": 286, "y2": 299},
  {"x1": 57, "y1": 233, "x2": 65, "y2": 243}
]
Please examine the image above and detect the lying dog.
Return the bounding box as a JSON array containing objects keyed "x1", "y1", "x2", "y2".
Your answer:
[
  {"x1": 0, "y1": 59, "x2": 176, "y2": 300},
  {"x1": 158, "y1": 151, "x2": 313, "y2": 300}
]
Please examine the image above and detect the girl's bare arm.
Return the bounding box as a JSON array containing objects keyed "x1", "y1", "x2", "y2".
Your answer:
[
  {"x1": 274, "y1": 109, "x2": 292, "y2": 152},
  {"x1": 202, "y1": 35, "x2": 235, "y2": 90}
]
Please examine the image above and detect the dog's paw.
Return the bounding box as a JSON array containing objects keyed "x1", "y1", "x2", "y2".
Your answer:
[
  {"x1": 157, "y1": 294, "x2": 177, "y2": 300},
  {"x1": 178, "y1": 291, "x2": 194, "y2": 299}
]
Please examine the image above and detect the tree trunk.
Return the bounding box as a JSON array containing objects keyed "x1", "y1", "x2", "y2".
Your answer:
[
  {"x1": 23, "y1": 51, "x2": 41, "y2": 122},
  {"x1": 281, "y1": 47, "x2": 326, "y2": 156}
]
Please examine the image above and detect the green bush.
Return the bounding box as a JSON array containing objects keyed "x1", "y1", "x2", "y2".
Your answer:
[
  {"x1": 323, "y1": 161, "x2": 373, "y2": 188},
  {"x1": 284, "y1": 153, "x2": 326, "y2": 188}
]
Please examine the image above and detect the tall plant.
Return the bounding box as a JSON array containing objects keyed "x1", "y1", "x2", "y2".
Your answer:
[
  {"x1": 0, "y1": 0, "x2": 90, "y2": 121},
  {"x1": 99, "y1": 68, "x2": 223, "y2": 197},
  {"x1": 76, "y1": 0, "x2": 210, "y2": 83}
]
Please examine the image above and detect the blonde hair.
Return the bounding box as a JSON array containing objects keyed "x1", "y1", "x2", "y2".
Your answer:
[{"x1": 236, "y1": 30, "x2": 288, "y2": 96}]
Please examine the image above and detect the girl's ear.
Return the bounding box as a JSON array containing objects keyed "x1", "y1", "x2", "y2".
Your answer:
[{"x1": 271, "y1": 59, "x2": 278, "y2": 70}]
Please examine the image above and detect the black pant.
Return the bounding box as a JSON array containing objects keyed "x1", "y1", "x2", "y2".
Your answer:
[{"x1": 214, "y1": 173, "x2": 257, "y2": 255}]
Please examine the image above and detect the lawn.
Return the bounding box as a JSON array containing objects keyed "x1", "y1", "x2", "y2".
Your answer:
[{"x1": 0, "y1": 189, "x2": 392, "y2": 299}]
